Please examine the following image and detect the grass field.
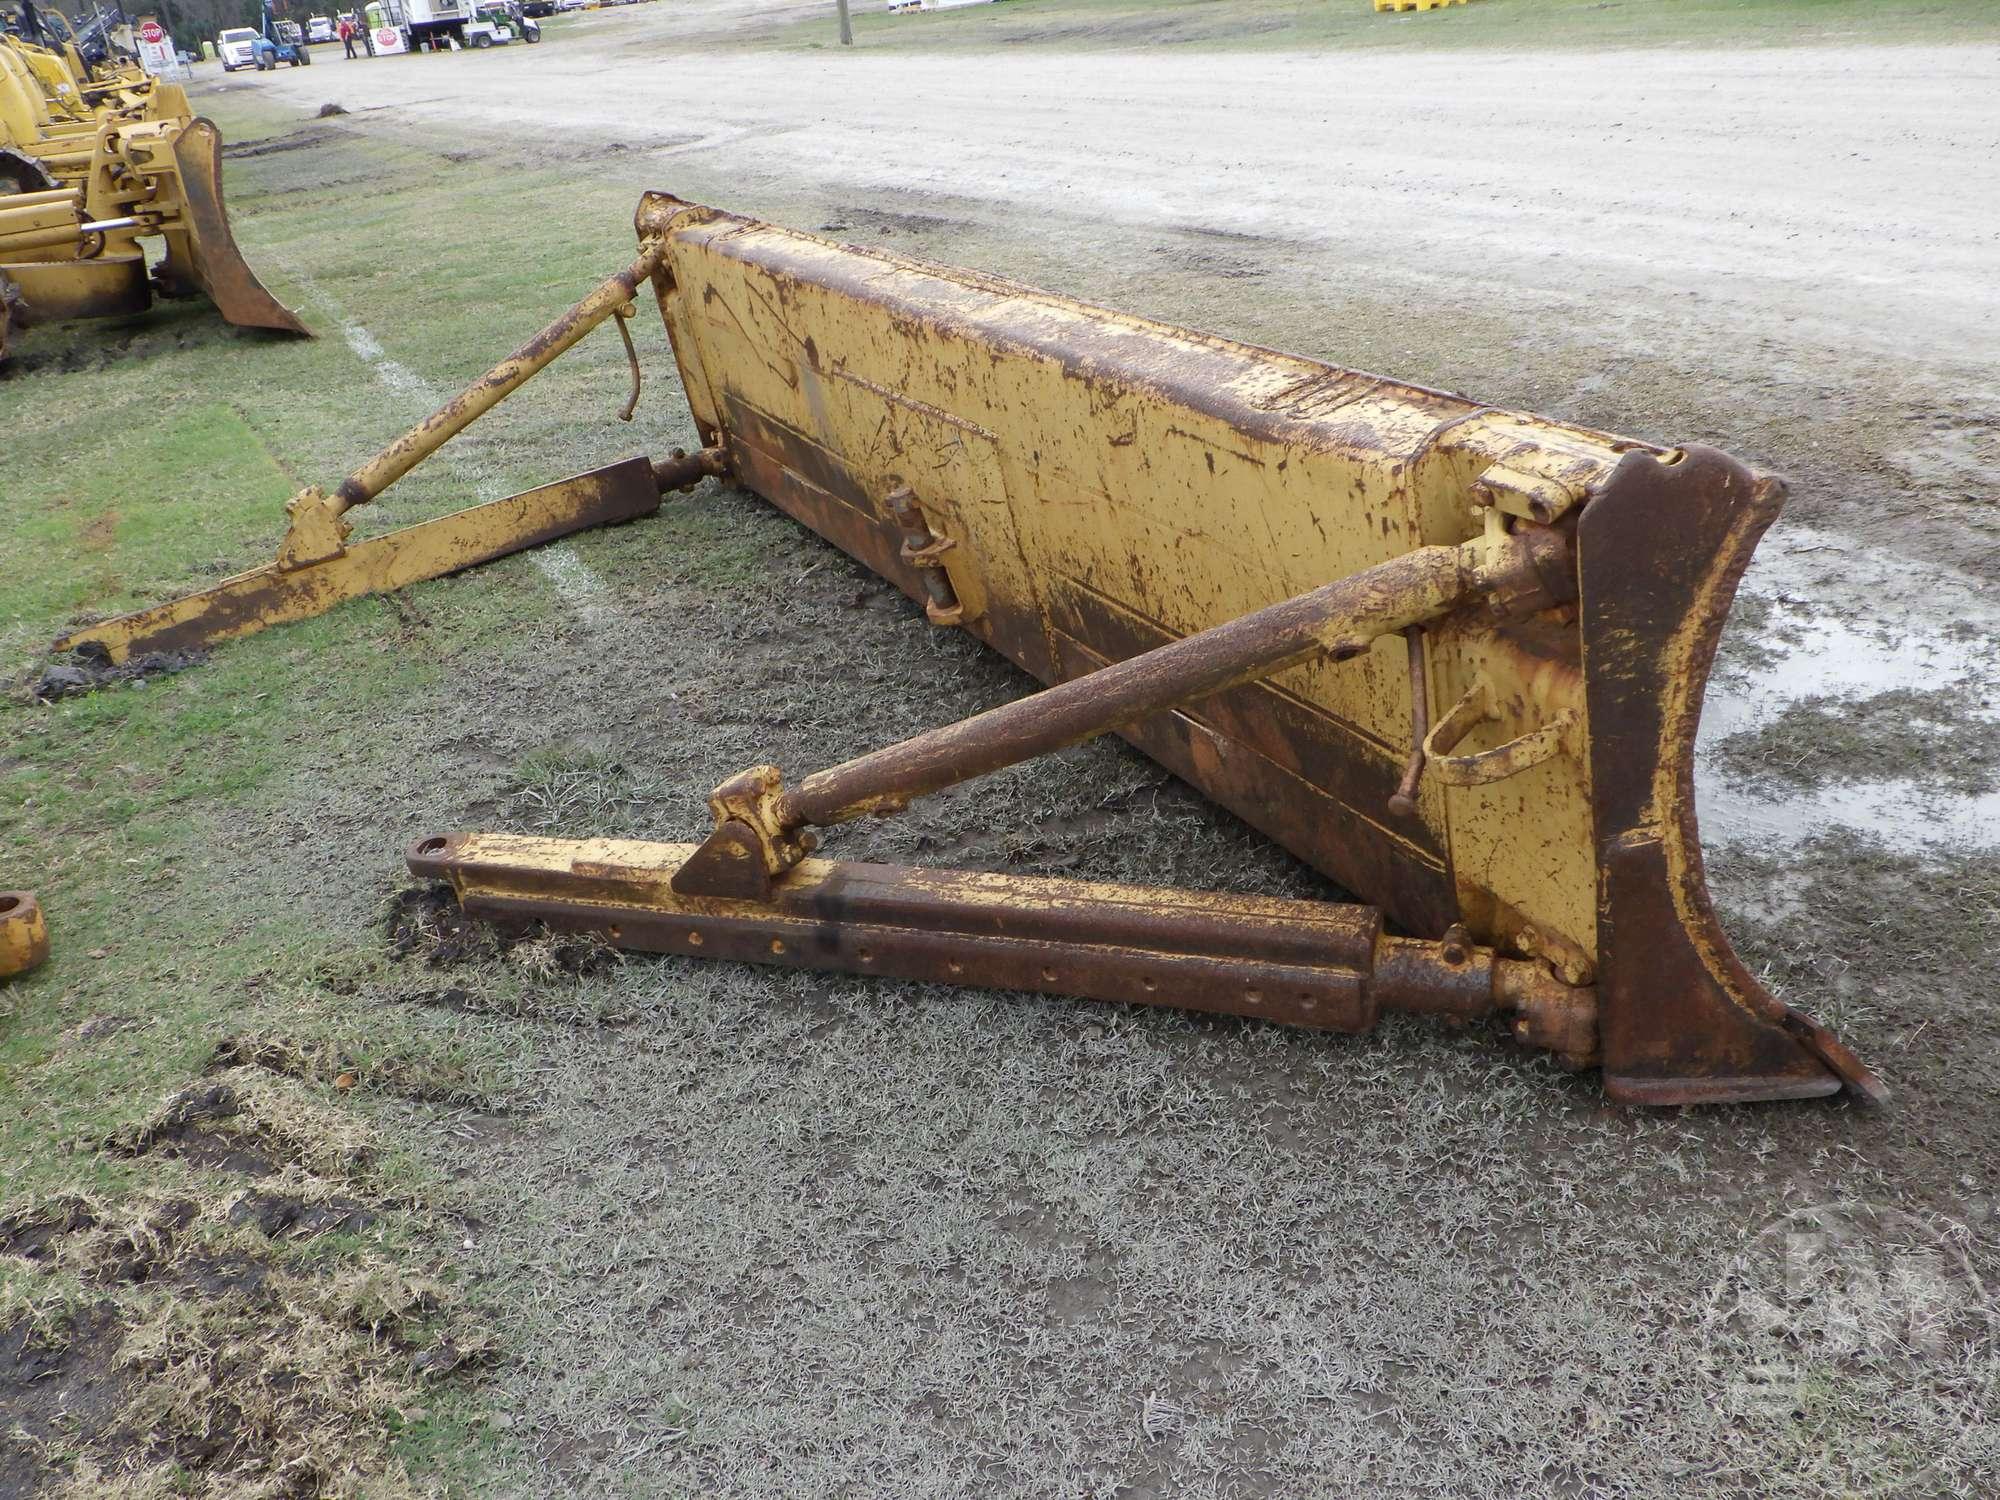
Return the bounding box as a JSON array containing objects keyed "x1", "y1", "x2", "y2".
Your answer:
[
  {"x1": 780, "y1": 0, "x2": 2000, "y2": 52},
  {"x1": 5, "y1": 15, "x2": 2000, "y2": 1495},
  {"x1": 0, "y1": 96, "x2": 729, "y2": 1495}
]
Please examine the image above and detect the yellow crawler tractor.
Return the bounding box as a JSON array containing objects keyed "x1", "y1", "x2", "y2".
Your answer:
[
  {"x1": 59, "y1": 192, "x2": 1885, "y2": 1107},
  {"x1": 0, "y1": 9, "x2": 306, "y2": 358}
]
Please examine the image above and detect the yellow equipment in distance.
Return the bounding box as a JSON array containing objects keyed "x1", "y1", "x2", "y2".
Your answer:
[{"x1": 0, "y1": 18, "x2": 307, "y2": 358}]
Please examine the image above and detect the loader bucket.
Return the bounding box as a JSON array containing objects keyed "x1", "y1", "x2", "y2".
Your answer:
[
  {"x1": 160, "y1": 118, "x2": 307, "y2": 335},
  {"x1": 405, "y1": 193, "x2": 1881, "y2": 1107}
]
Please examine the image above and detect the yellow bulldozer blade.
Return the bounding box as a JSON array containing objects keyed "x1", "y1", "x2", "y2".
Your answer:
[
  {"x1": 77, "y1": 190, "x2": 1881, "y2": 1106},
  {"x1": 2, "y1": 35, "x2": 311, "y2": 350},
  {"x1": 161, "y1": 118, "x2": 306, "y2": 335},
  {"x1": 415, "y1": 193, "x2": 1880, "y2": 1107}
]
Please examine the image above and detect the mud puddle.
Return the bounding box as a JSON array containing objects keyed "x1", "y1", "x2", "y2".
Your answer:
[{"x1": 1699, "y1": 522, "x2": 2000, "y2": 852}]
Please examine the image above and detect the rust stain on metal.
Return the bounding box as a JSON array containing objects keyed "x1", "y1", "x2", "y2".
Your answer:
[
  {"x1": 1578, "y1": 448, "x2": 1887, "y2": 1104},
  {"x1": 56, "y1": 459, "x2": 666, "y2": 661},
  {"x1": 0, "y1": 891, "x2": 49, "y2": 980},
  {"x1": 332, "y1": 245, "x2": 667, "y2": 514},
  {"x1": 609, "y1": 195, "x2": 1875, "y2": 1104},
  {"x1": 412, "y1": 834, "x2": 1596, "y2": 1067},
  {"x1": 167, "y1": 118, "x2": 308, "y2": 335}
]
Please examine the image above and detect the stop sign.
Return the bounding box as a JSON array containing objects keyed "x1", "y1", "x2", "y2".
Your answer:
[{"x1": 138, "y1": 20, "x2": 164, "y2": 41}]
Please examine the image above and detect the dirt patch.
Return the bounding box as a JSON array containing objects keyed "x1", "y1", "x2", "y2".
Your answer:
[
  {"x1": 227, "y1": 1190, "x2": 377, "y2": 1242},
  {"x1": 821, "y1": 204, "x2": 972, "y2": 243},
  {"x1": 383, "y1": 879, "x2": 617, "y2": 975},
  {"x1": 107, "y1": 1072, "x2": 373, "y2": 1179},
  {"x1": 0, "y1": 1195, "x2": 99, "y2": 1262},
  {"x1": 101, "y1": 1080, "x2": 278, "y2": 1178},
  {"x1": 219, "y1": 124, "x2": 347, "y2": 159},
  {"x1": 4, "y1": 1196, "x2": 209, "y2": 1290},
  {"x1": 380, "y1": 883, "x2": 630, "y2": 1025},
  {"x1": 504, "y1": 929, "x2": 623, "y2": 984},
  {"x1": 3, "y1": 1118, "x2": 488, "y2": 1495},
  {"x1": 91, "y1": 1199, "x2": 202, "y2": 1287},
  {"x1": 0, "y1": 1304, "x2": 127, "y2": 1500},
  {"x1": 77, "y1": 511, "x2": 119, "y2": 552},
  {"x1": 383, "y1": 882, "x2": 503, "y2": 968},
  {"x1": 29, "y1": 642, "x2": 208, "y2": 703},
  {"x1": 208, "y1": 1033, "x2": 495, "y2": 1110},
  {"x1": 59, "y1": 1014, "x2": 143, "y2": 1049},
  {"x1": 1716, "y1": 687, "x2": 2000, "y2": 795}
]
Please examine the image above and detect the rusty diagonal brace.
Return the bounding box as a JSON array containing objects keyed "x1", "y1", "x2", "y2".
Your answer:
[
  {"x1": 674, "y1": 522, "x2": 1573, "y2": 904},
  {"x1": 277, "y1": 241, "x2": 673, "y2": 572},
  {"x1": 52, "y1": 240, "x2": 729, "y2": 666}
]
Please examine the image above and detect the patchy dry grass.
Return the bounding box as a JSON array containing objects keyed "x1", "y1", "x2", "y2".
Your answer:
[{"x1": 0, "y1": 1080, "x2": 492, "y2": 1498}]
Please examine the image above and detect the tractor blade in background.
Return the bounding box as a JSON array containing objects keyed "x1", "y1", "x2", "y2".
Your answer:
[{"x1": 165, "y1": 118, "x2": 308, "y2": 335}]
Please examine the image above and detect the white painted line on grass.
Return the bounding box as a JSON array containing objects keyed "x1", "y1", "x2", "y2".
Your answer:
[
  {"x1": 283, "y1": 261, "x2": 619, "y2": 626},
  {"x1": 335, "y1": 319, "x2": 436, "y2": 407}
]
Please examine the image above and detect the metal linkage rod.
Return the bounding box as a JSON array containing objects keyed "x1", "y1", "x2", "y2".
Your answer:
[
  {"x1": 777, "y1": 532, "x2": 1542, "y2": 834},
  {"x1": 330, "y1": 240, "x2": 669, "y2": 515}
]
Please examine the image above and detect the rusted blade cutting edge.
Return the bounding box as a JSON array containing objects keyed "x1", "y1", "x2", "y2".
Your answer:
[
  {"x1": 1580, "y1": 446, "x2": 1886, "y2": 1106},
  {"x1": 407, "y1": 832, "x2": 1601, "y2": 1065},
  {"x1": 53, "y1": 458, "x2": 661, "y2": 663},
  {"x1": 167, "y1": 118, "x2": 309, "y2": 336}
]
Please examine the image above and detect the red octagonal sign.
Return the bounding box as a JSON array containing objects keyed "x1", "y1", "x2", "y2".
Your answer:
[{"x1": 138, "y1": 20, "x2": 165, "y2": 41}]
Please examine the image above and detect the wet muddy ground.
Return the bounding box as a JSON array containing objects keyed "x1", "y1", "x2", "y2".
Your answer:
[{"x1": 140, "y1": 14, "x2": 2000, "y2": 1496}]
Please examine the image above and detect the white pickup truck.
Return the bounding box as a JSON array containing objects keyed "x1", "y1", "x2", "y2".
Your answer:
[{"x1": 217, "y1": 26, "x2": 260, "y2": 69}]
